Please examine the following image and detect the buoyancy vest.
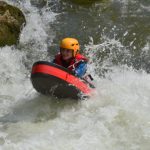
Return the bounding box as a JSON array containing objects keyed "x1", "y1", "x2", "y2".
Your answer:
[{"x1": 54, "y1": 53, "x2": 88, "y2": 71}]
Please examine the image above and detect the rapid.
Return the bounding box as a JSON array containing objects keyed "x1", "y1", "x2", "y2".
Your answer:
[{"x1": 0, "y1": 0, "x2": 150, "y2": 149}]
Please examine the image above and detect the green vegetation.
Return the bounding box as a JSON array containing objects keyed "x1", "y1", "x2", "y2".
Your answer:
[{"x1": 69, "y1": 0, "x2": 108, "y2": 5}]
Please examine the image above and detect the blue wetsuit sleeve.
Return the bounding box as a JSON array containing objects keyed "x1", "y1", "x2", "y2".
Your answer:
[{"x1": 74, "y1": 62, "x2": 87, "y2": 78}]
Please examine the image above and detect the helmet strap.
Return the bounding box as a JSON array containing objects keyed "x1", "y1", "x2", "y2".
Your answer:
[{"x1": 75, "y1": 50, "x2": 79, "y2": 56}]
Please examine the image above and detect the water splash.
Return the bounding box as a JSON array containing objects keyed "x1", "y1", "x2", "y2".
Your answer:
[{"x1": 0, "y1": 0, "x2": 150, "y2": 150}]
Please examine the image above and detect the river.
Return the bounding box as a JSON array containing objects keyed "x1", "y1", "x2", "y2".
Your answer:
[{"x1": 0, "y1": 0, "x2": 150, "y2": 149}]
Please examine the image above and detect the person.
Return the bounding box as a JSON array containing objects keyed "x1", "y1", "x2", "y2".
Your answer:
[{"x1": 52, "y1": 37, "x2": 88, "y2": 78}]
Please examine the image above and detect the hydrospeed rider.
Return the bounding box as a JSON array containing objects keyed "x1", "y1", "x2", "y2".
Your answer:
[{"x1": 52, "y1": 37, "x2": 93, "y2": 82}]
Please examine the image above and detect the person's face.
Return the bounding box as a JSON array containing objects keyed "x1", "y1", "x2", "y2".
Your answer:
[{"x1": 60, "y1": 48, "x2": 73, "y2": 60}]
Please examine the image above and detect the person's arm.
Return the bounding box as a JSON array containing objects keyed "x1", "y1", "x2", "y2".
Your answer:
[{"x1": 74, "y1": 62, "x2": 87, "y2": 78}]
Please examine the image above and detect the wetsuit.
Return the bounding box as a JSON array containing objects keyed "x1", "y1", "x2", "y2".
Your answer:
[{"x1": 53, "y1": 53, "x2": 88, "y2": 78}]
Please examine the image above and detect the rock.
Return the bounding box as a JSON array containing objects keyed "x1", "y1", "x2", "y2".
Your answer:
[{"x1": 0, "y1": 1, "x2": 26, "y2": 47}]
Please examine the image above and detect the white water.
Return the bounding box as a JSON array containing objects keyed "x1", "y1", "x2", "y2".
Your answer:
[{"x1": 0, "y1": 0, "x2": 150, "y2": 150}]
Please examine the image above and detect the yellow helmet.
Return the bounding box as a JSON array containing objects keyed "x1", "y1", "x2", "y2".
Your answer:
[{"x1": 60, "y1": 38, "x2": 80, "y2": 57}]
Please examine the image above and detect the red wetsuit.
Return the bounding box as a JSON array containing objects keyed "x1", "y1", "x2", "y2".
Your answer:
[{"x1": 53, "y1": 53, "x2": 88, "y2": 72}]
